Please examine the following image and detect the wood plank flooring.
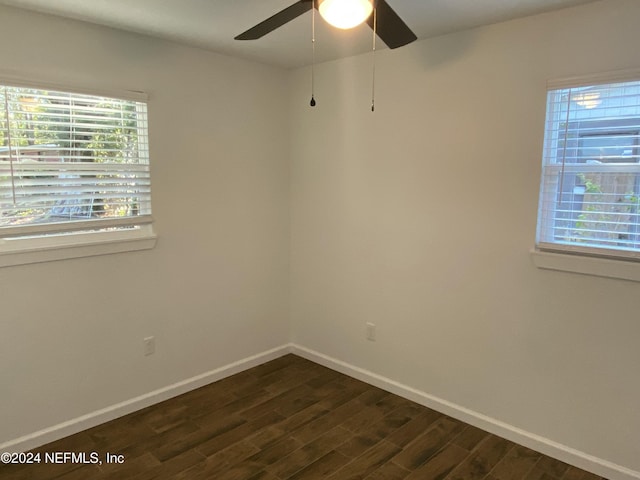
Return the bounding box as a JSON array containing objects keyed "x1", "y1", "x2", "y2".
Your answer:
[{"x1": 0, "y1": 354, "x2": 607, "y2": 480}]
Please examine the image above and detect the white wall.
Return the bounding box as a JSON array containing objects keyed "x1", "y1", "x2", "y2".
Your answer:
[
  {"x1": 0, "y1": 6, "x2": 290, "y2": 443},
  {"x1": 2, "y1": 1, "x2": 639, "y2": 478},
  {"x1": 289, "y1": 0, "x2": 640, "y2": 476}
]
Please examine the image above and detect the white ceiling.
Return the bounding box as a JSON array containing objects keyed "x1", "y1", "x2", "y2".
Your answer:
[{"x1": 0, "y1": 0, "x2": 599, "y2": 68}]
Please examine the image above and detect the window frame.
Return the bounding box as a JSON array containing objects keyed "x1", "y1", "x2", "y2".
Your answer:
[
  {"x1": 533, "y1": 69, "x2": 640, "y2": 282},
  {"x1": 0, "y1": 74, "x2": 156, "y2": 267}
]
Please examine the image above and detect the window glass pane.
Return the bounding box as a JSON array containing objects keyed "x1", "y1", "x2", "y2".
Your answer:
[
  {"x1": 0, "y1": 86, "x2": 150, "y2": 231},
  {"x1": 552, "y1": 171, "x2": 639, "y2": 248}
]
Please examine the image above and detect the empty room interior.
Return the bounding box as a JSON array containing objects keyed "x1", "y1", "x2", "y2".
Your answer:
[{"x1": 0, "y1": 0, "x2": 639, "y2": 479}]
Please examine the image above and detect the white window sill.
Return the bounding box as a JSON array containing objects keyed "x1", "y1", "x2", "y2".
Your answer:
[
  {"x1": 530, "y1": 248, "x2": 640, "y2": 282},
  {"x1": 0, "y1": 226, "x2": 157, "y2": 268}
]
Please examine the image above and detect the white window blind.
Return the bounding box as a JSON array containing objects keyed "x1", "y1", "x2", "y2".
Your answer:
[
  {"x1": 537, "y1": 77, "x2": 640, "y2": 260},
  {"x1": 0, "y1": 84, "x2": 151, "y2": 238}
]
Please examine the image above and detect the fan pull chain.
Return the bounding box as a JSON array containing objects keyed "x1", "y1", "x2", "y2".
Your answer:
[
  {"x1": 371, "y1": 6, "x2": 377, "y2": 112},
  {"x1": 310, "y1": 3, "x2": 316, "y2": 107}
]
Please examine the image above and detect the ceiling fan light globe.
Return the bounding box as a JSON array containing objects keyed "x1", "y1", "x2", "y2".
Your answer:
[{"x1": 318, "y1": 0, "x2": 373, "y2": 30}]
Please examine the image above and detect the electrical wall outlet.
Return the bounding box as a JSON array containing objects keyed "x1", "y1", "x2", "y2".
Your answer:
[
  {"x1": 366, "y1": 322, "x2": 376, "y2": 341},
  {"x1": 143, "y1": 336, "x2": 155, "y2": 356}
]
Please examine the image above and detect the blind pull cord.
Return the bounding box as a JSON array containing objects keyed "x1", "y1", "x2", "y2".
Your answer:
[
  {"x1": 557, "y1": 88, "x2": 572, "y2": 206},
  {"x1": 3, "y1": 87, "x2": 17, "y2": 206}
]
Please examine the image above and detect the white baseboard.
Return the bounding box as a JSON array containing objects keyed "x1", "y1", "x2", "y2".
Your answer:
[
  {"x1": 291, "y1": 344, "x2": 640, "y2": 480},
  {"x1": 0, "y1": 344, "x2": 293, "y2": 453},
  {"x1": 4, "y1": 342, "x2": 638, "y2": 480}
]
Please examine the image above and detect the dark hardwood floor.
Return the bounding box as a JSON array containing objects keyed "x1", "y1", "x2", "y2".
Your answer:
[{"x1": 1, "y1": 354, "x2": 606, "y2": 480}]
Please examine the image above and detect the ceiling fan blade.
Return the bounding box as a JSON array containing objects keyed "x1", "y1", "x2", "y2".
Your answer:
[
  {"x1": 368, "y1": 0, "x2": 417, "y2": 49},
  {"x1": 235, "y1": 0, "x2": 313, "y2": 40}
]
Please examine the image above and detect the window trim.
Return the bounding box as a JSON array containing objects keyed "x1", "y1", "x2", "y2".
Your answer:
[
  {"x1": 0, "y1": 73, "x2": 155, "y2": 267},
  {"x1": 546, "y1": 68, "x2": 640, "y2": 90},
  {"x1": 0, "y1": 71, "x2": 148, "y2": 103},
  {"x1": 530, "y1": 248, "x2": 640, "y2": 282},
  {"x1": 0, "y1": 225, "x2": 157, "y2": 268}
]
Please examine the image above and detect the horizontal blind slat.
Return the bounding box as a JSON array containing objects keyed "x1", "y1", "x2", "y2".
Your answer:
[{"x1": 0, "y1": 215, "x2": 153, "y2": 238}]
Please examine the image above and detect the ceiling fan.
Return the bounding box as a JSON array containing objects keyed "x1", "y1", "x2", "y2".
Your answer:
[{"x1": 235, "y1": 0, "x2": 417, "y2": 50}]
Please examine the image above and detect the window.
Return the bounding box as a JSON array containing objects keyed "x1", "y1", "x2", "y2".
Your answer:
[
  {"x1": 0, "y1": 80, "x2": 155, "y2": 266},
  {"x1": 536, "y1": 74, "x2": 640, "y2": 262}
]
